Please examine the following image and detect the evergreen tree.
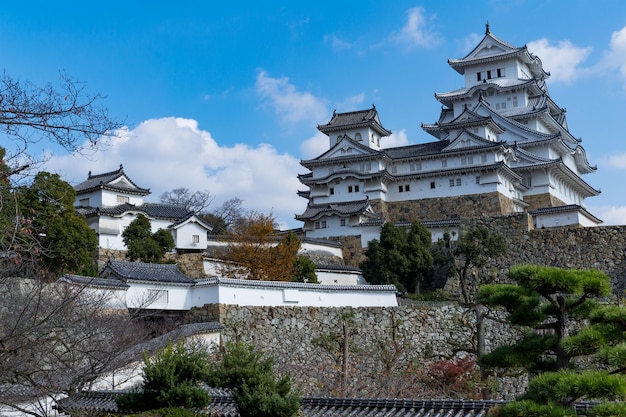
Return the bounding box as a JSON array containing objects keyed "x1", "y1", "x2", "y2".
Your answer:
[
  {"x1": 292, "y1": 255, "x2": 318, "y2": 283},
  {"x1": 208, "y1": 341, "x2": 301, "y2": 417},
  {"x1": 116, "y1": 342, "x2": 211, "y2": 411},
  {"x1": 122, "y1": 214, "x2": 174, "y2": 262},
  {"x1": 18, "y1": 171, "x2": 98, "y2": 276},
  {"x1": 360, "y1": 221, "x2": 433, "y2": 293},
  {"x1": 479, "y1": 265, "x2": 626, "y2": 416}
]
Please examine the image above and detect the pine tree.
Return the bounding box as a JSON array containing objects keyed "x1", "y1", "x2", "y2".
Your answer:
[{"x1": 478, "y1": 265, "x2": 626, "y2": 416}]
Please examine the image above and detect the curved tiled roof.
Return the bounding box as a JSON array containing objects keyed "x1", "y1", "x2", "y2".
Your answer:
[
  {"x1": 54, "y1": 390, "x2": 605, "y2": 417},
  {"x1": 80, "y1": 202, "x2": 193, "y2": 220},
  {"x1": 195, "y1": 277, "x2": 396, "y2": 292},
  {"x1": 103, "y1": 259, "x2": 195, "y2": 284},
  {"x1": 296, "y1": 199, "x2": 378, "y2": 222},
  {"x1": 381, "y1": 140, "x2": 449, "y2": 159},
  {"x1": 74, "y1": 164, "x2": 150, "y2": 196},
  {"x1": 59, "y1": 274, "x2": 130, "y2": 289},
  {"x1": 315, "y1": 264, "x2": 362, "y2": 273},
  {"x1": 529, "y1": 204, "x2": 603, "y2": 224},
  {"x1": 317, "y1": 106, "x2": 391, "y2": 136}
]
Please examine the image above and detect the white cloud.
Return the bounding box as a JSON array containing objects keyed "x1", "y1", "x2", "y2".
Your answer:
[
  {"x1": 324, "y1": 34, "x2": 353, "y2": 51},
  {"x1": 527, "y1": 38, "x2": 592, "y2": 83},
  {"x1": 461, "y1": 33, "x2": 483, "y2": 54},
  {"x1": 602, "y1": 152, "x2": 626, "y2": 170},
  {"x1": 595, "y1": 26, "x2": 626, "y2": 87},
  {"x1": 255, "y1": 70, "x2": 328, "y2": 126},
  {"x1": 390, "y1": 7, "x2": 442, "y2": 49},
  {"x1": 336, "y1": 93, "x2": 366, "y2": 110},
  {"x1": 43, "y1": 117, "x2": 305, "y2": 229},
  {"x1": 589, "y1": 205, "x2": 626, "y2": 226},
  {"x1": 381, "y1": 129, "x2": 410, "y2": 148},
  {"x1": 300, "y1": 131, "x2": 328, "y2": 160}
]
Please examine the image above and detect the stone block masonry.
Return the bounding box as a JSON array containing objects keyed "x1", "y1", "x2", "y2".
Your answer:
[{"x1": 186, "y1": 303, "x2": 523, "y2": 399}]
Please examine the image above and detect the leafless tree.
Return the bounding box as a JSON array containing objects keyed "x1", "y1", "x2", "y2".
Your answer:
[
  {"x1": 159, "y1": 187, "x2": 215, "y2": 214},
  {"x1": 0, "y1": 69, "x2": 138, "y2": 417},
  {"x1": 0, "y1": 278, "x2": 148, "y2": 417},
  {"x1": 214, "y1": 197, "x2": 245, "y2": 226},
  {"x1": 0, "y1": 70, "x2": 122, "y2": 175}
]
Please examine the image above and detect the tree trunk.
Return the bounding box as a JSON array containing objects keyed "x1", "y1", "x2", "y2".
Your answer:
[
  {"x1": 475, "y1": 304, "x2": 492, "y2": 400},
  {"x1": 556, "y1": 295, "x2": 569, "y2": 370},
  {"x1": 341, "y1": 321, "x2": 350, "y2": 396}
]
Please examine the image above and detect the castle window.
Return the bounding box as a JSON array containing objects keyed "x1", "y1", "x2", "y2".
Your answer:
[
  {"x1": 487, "y1": 70, "x2": 492, "y2": 79},
  {"x1": 117, "y1": 195, "x2": 129, "y2": 204},
  {"x1": 497, "y1": 68, "x2": 505, "y2": 77},
  {"x1": 330, "y1": 187, "x2": 334, "y2": 195},
  {"x1": 477, "y1": 72, "x2": 482, "y2": 81},
  {"x1": 359, "y1": 162, "x2": 371, "y2": 172},
  {"x1": 192, "y1": 235, "x2": 200, "y2": 243},
  {"x1": 348, "y1": 186, "x2": 353, "y2": 192},
  {"x1": 340, "y1": 219, "x2": 346, "y2": 227},
  {"x1": 79, "y1": 198, "x2": 90, "y2": 206},
  {"x1": 441, "y1": 160, "x2": 447, "y2": 168},
  {"x1": 355, "y1": 185, "x2": 359, "y2": 192},
  {"x1": 430, "y1": 181, "x2": 436, "y2": 189},
  {"x1": 461, "y1": 156, "x2": 474, "y2": 165},
  {"x1": 456, "y1": 178, "x2": 462, "y2": 186},
  {"x1": 410, "y1": 162, "x2": 422, "y2": 171},
  {"x1": 405, "y1": 184, "x2": 410, "y2": 192},
  {"x1": 355, "y1": 132, "x2": 362, "y2": 141},
  {"x1": 399, "y1": 185, "x2": 403, "y2": 192},
  {"x1": 314, "y1": 221, "x2": 327, "y2": 229},
  {"x1": 348, "y1": 185, "x2": 360, "y2": 193},
  {"x1": 449, "y1": 179, "x2": 455, "y2": 187},
  {"x1": 475, "y1": 176, "x2": 480, "y2": 184}
]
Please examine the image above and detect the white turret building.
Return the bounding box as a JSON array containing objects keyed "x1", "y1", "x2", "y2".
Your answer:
[
  {"x1": 296, "y1": 25, "x2": 601, "y2": 241},
  {"x1": 74, "y1": 165, "x2": 213, "y2": 252}
]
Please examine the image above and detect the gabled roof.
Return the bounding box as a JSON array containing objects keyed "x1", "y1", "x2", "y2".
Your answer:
[
  {"x1": 438, "y1": 106, "x2": 506, "y2": 134},
  {"x1": 302, "y1": 135, "x2": 379, "y2": 167},
  {"x1": 317, "y1": 105, "x2": 391, "y2": 137},
  {"x1": 101, "y1": 259, "x2": 195, "y2": 284},
  {"x1": 296, "y1": 199, "x2": 379, "y2": 222},
  {"x1": 442, "y1": 130, "x2": 505, "y2": 152},
  {"x1": 447, "y1": 24, "x2": 549, "y2": 79},
  {"x1": 74, "y1": 164, "x2": 150, "y2": 196},
  {"x1": 169, "y1": 211, "x2": 214, "y2": 231}
]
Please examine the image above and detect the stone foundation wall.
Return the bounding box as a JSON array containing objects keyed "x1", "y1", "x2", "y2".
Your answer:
[
  {"x1": 370, "y1": 192, "x2": 514, "y2": 223},
  {"x1": 524, "y1": 193, "x2": 566, "y2": 210},
  {"x1": 459, "y1": 214, "x2": 626, "y2": 287},
  {"x1": 186, "y1": 303, "x2": 523, "y2": 399}
]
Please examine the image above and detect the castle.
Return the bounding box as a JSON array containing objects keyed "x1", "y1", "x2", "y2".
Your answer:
[{"x1": 296, "y1": 24, "x2": 601, "y2": 242}]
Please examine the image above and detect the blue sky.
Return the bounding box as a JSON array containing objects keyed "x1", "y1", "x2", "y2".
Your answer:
[{"x1": 2, "y1": 1, "x2": 626, "y2": 229}]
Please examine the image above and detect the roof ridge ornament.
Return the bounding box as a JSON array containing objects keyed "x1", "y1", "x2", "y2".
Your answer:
[{"x1": 485, "y1": 21, "x2": 490, "y2": 35}]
